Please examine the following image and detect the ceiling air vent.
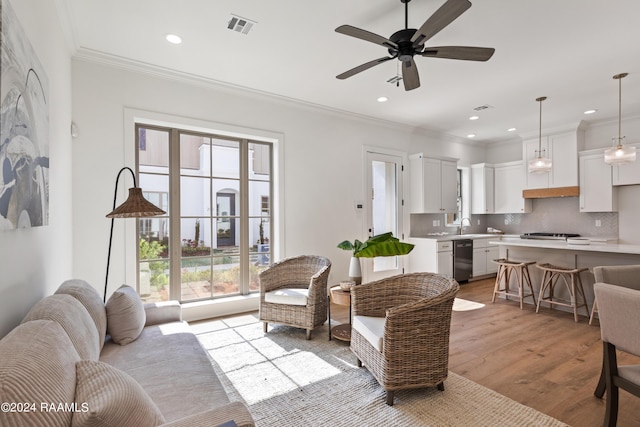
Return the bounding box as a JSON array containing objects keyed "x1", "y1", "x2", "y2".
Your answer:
[
  {"x1": 227, "y1": 14, "x2": 256, "y2": 35},
  {"x1": 473, "y1": 104, "x2": 494, "y2": 112}
]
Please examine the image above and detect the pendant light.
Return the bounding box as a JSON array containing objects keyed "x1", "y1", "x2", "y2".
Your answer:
[
  {"x1": 604, "y1": 73, "x2": 636, "y2": 165},
  {"x1": 528, "y1": 96, "x2": 552, "y2": 174}
]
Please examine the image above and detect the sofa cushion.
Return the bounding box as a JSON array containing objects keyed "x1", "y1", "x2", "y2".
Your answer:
[
  {"x1": 56, "y1": 279, "x2": 107, "y2": 348},
  {"x1": 106, "y1": 284, "x2": 146, "y2": 345},
  {"x1": 72, "y1": 360, "x2": 165, "y2": 427},
  {"x1": 0, "y1": 320, "x2": 80, "y2": 427},
  {"x1": 353, "y1": 315, "x2": 386, "y2": 352},
  {"x1": 264, "y1": 288, "x2": 309, "y2": 306},
  {"x1": 100, "y1": 321, "x2": 230, "y2": 422},
  {"x1": 22, "y1": 294, "x2": 100, "y2": 360}
]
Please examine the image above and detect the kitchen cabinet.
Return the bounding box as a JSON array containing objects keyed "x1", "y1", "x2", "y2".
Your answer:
[
  {"x1": 472, "y1": 238, "x2": 499, "y2": 278},
  {"x1": 579, "y1": 150, "x2": 617, "y2": 212},
  {"x1": 493, "y1": 161, "x2": 532, "y2": 214},
  {"x1": 612, "y1": 144, "x2": 640, "y2": 186},
  {"x1": 408, "y1": 239, "x2": 453, "y2": 277},
  {"x1": 471, "y1": 163, "x2": 494, "y2": 214},
  {"x1": 410, "y1": 154, "x2": 458, "y2": 213},
  {"x1": 523, "y1": 130, "x2": 584, "y2": 189}
]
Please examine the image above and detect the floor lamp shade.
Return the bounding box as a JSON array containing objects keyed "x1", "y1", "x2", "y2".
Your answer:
[
  {"x1": 104, "y1": 167, "x2": 166, "y2": 302},
  {"x1": 107, "y1": 187, "x2": 166, "y2": 218}
]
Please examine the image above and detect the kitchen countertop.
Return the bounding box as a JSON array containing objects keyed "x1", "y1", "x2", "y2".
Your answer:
[
  {"x1": 490, "y1": 238, "x2": 640, "y2": 255},
  {"x1": 410, "y1": 233, "x2": 506, "y2": 241}
]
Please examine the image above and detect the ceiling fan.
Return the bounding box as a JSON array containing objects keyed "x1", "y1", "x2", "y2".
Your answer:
[{"x1": 335, "y1": 0, "x2": 495, "y2": 91}]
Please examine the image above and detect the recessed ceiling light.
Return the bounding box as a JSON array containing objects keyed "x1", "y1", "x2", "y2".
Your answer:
[
  {"x1": 377, "y1": 96, "x2": 388, "y2": 103},
  {"x1": 165, "y1": 34, "x2": 182, "y2": 44},
  {"x1": 584, "y1": 109, "x2": 598, "y2": 115},
  {"x1": 507, "y1": 127, "x2": 517, "y2": 132},
  {"x1": 469, "y1": 115, "x2": 480, "y2": 120},
  {"x1": 467, "y1": 133, "x2": 476, "y2": 138}
]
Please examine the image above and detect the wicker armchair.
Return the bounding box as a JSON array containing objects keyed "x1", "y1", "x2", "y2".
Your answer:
[
  {"x1": 259, "y1": 255, "x2": 331, "y2": 340},
  {"x1": 350, "y1": 272, "x2": 459, "y2": 405}
]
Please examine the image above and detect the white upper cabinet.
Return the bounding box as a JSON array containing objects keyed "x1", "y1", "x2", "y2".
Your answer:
[
  {"x1": 612, "y1": 144, "x2": 640, "y2": 186},
  {"x1": 494, "y1": 161, "x2": 532, "y2": 214},
  {"x1": 523, "y1": 130, "x2": 584, "y2": 189},
  {"x1": 410, "y1": 154, "x2": 458, "y2": 214},
  {"x1": 471, "y1": 163, "x2": 494, "y2": 214},
  {"x1": 579, "y1": 150, "x2": 617, "y2": 212}
]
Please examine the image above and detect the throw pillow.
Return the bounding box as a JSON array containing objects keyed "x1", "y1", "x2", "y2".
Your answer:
[
  {"x1": 72, "y1": 360, "x2": 165, "y2": 427},
  {"x1": 105, "y1": 284, "x2": 146, "y2": 345}
]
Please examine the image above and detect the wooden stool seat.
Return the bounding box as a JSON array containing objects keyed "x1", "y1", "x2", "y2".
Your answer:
[
  {"x1": 535, "y1": 263, "x2": 590, "y2": 323},
  {"x1": 491, "y1": 258, "x2": 537, "y2": 309}
]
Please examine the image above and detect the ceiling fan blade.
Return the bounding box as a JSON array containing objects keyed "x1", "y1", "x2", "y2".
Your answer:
[
  {"x1": 402, "y1": 59, "x2": 420, "y2": 91},
  {"x1": 411, "y1": 0, "x2": 472, "y2": 47},
  {"x1": 419, "y1": 46, "x2": 495, "y2": 61},
  {"x1": 335, "y1": 25, "x2": 398, "y2": 50},
  {"x1": 336, "y1": 56, "x2": 395, "y2": 80}
]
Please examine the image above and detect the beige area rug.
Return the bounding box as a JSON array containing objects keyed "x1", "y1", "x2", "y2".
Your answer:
[{"x1": 194, "y1": 314, "x2": 569, "y2": 427}]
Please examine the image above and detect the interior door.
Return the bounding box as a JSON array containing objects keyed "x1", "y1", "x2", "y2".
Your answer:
[{"x1": 364, "y1": 150, "x2": 405, "y2": 282}]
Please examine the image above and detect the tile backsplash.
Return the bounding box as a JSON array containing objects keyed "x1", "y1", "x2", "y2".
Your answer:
[{"x1": 410, "y1": 196, "x2": 618, "y2": 238}]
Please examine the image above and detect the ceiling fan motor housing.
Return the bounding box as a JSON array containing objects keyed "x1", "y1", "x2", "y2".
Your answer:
[{"x1": 389, "y1": 28, "x2": 422, "y2": 62}]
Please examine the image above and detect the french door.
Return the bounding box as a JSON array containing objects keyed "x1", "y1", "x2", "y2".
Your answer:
[{"x1": 363, "y1": 149, "x2": 405, "y2": 282}]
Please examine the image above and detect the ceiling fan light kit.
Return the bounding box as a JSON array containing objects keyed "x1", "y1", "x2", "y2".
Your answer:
[
  {"x1": 335, "y1": 0, "x2": 495, "y2": 91},
  {"x1": 604, "y1": 72, "x2": 636, "y2": 165},
  {"x1": 528, "y1": 96, "x2": 553, "y2": 174}
]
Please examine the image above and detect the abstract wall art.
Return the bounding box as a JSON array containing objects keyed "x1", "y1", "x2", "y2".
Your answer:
[{"x1": 0, "y1": 0, "x2": 50, "y2": 230}]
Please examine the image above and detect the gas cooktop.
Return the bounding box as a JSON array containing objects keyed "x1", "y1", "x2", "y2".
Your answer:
[{"x1": 520, "y1": 232, "x2": 580, "y2": 240}]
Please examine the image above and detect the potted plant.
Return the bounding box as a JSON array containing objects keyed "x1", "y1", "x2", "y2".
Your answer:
[{"x1": 337, "y1": 232, "x2": 414, "y2": 284}]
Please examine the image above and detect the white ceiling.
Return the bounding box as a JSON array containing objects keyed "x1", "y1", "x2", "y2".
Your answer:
[{"x1": 60, "y1": 0, "x2": 640, "y2": 143}]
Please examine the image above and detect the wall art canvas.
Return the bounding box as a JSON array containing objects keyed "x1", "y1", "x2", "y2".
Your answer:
[{"x1": 0, "y1": 0, "x2": 49, "y2": 230}]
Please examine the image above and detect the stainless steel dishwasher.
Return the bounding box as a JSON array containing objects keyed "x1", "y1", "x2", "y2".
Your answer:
[{"x1": 453, "y1": 239, "x2": 473, "y2": 282}]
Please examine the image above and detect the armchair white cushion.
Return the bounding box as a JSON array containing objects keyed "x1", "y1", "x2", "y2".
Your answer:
[
  {"x1": 264, "y1": 288, "x2": 309, "y2": 306},
  {"x1": 352, "y1": 315, "x2": 385, "y2": 352}
]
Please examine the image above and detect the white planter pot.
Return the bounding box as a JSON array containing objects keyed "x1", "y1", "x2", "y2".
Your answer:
[{"x1": 349, "y1": 256, "x2": 362, "y2": 285}]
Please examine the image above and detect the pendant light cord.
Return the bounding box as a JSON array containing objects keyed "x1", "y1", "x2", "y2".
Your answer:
[
  {"x1": 618, "y1": 74, "x2": 622, "y2": 146},
  {"x1": 613, "y1": 73, "x2": 628, "y2": 147},
  {"x1": 536, "y1": 96, "x2": 547, "y2": 157}
]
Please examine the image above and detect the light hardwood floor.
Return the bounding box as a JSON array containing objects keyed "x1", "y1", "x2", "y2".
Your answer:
[{"x1": 328, "y1": 278, "x2": 640, "y2": 427}]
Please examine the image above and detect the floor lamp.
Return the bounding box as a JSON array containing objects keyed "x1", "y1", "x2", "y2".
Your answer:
[{"x1": 104, "y1": 167, "x2": 166, "y2": 302}]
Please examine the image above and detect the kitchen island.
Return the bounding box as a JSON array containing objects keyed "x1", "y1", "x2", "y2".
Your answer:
[{"x1": 489, "y1": 238, "x2": 640, "y2": 320}]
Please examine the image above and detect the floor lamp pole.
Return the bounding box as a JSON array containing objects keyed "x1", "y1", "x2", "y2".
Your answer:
[{"x1": 104, "y1": 167, "x2": 137, "y2": 303}]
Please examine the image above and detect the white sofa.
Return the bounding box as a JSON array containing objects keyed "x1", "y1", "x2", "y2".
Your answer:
[{"x1": 0, "y1": 279, "x2": 254, "y2": 427}]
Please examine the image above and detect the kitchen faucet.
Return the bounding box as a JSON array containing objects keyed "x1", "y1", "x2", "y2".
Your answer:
[{"x1": 459, "y1": 217, "x2": 472, "y2": 235}]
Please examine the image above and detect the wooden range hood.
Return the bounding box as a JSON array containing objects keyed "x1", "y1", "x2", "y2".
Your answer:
[{"x1": 522, "y1": 186, "x2": 580, "y2": 199}]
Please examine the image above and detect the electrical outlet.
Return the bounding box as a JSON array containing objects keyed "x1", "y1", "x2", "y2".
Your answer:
[
  {"x1": 477, "y1": 219, "x2": 480, "y2": 225},
  {"x1": 433, "y1": 220, "x2": 440, "y2": 227},
  {"x1": 595, "y1": 219, "x2": 602, "y2": 227}
]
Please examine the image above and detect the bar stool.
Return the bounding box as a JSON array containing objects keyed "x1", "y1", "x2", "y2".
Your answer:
[
  {"x1": 535, "y1": 263, "x2": 590, "y2": 322},
  {"x1": 491, "y1": 259, "x2": 537, "y2": 309}
]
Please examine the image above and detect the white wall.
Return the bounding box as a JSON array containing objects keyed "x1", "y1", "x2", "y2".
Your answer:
[
  {"x1": 71, "y1": 60, "x2": 413, "y2": 298},
  {"x1": 0, "y1": 0, "x2": 74, "y2": 338}
]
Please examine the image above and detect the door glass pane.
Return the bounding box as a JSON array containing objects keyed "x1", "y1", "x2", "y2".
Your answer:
[
  {"x1": 139, "y1": 217, "x2": 169, "y2": 302},
  {"x1": 211, "y1": 255, "x2": 240, "y2": 296},
  {"x1": 212, "y1": 138, "x2": 240, "y2": 179},
  {"x1": 249, "y1": 180, "x2": 270, "y2": 217},
  {"x1": 180, "y1": 257, "x2": 213, "y2": 302},
  {"x1": 139, "y1": 128, "x2": 169, "y2": 171},
  {"x1": 138, "y1": 126, "x2": 170, "y2": 302},
  {"x1": 180, "y1": 176, "x2": 211, "y2": 216},
  {"x1": 372, "y1": 160, "x2": 398, "y2": 272},
  {"x1": 249, "y1": 142, "x2": 270, "y2": 181},
  {"x1": 181, "y1": 218, "x2": 211, "y2": 256}
]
